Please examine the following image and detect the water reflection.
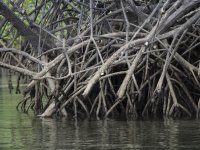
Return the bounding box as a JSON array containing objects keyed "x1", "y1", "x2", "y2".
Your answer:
[{"x1": 1, "y1": 75, "x2": 200, "y2": 149}]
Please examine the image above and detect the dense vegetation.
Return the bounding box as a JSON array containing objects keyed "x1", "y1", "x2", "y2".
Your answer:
[{"x1": 0, "y1": 0, "x2": 200, "y2": 119}]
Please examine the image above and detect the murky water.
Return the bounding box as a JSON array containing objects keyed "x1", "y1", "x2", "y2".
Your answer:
[{"x1": 1, "y1": 73, "x2": 200, "y2": 149}]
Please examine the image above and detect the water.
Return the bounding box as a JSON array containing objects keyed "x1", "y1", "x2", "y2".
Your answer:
[{"x1": 1, "y1": 76, "x2": 200, "y2": 149}]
